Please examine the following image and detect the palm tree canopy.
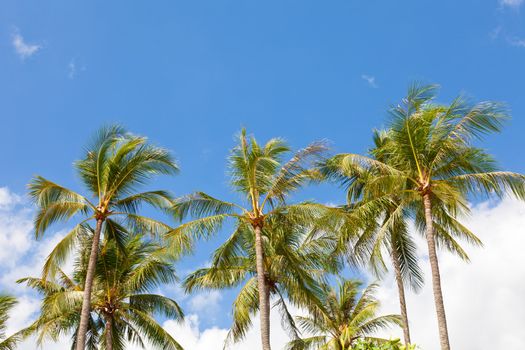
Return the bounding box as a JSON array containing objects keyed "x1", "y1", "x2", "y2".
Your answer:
[
  {"x1": 287, "y1": 279, "x2": 401, "y2": 350},
  {"x1": 321, "y1": 130, "x2": 424, "y2": 291},
  {"x1": 183, "y1": 214, "x2": 342, "y2": 346},
  {"x1": 18, "y1": 231, "x2": 184, "y2": 350},
  {"x1": 170, "y1": 128, "x2": 337, "y2": 241},
  {"x1": 28, "y1": 125, "x2": 179, "y2": 279},
  {"x1": 322, "y1": 84, "x2": 525, "y2": 259}
]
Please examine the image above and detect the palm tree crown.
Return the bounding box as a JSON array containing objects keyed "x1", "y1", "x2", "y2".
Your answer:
[
  {"x1": 287, "y1": 279, "x2": 401, "y2": 350},
  {"x1": 19, "y1": 231, "x2": 184, "y2": 350}
]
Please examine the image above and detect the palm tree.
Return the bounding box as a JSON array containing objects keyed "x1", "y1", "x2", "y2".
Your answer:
[
  {"x1": 0, "y1": 294, "x2": 25, "y2": 350},
  {"x1": 322, "y1": 130, "x2": 423, "y2": 345},
  {"x1": 286, "y1": 279, "x2": 401, "y2": 350},
  {"x1": 184, "y1": 213, "x2": 341, "y2": 347},
  {"x1": 28, "y1": 125, "x2": 178, "y2": 350},
  {"x1": 19, "y1": 230, "x2": 184, "y2": 350},
  {"x1": 171, "y1": 129, "x2": 334, "y2": 350},
  {"x1": 324, "y1": 84, "x2": 525, "y2": 350}
]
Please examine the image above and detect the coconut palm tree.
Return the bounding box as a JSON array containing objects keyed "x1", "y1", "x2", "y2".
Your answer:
[
  {"x1": 323, "y1": 84, "x2": 525, "y2": 350},
  {"x1": 19, "y1": 229, "x2": 184, "y2": 350},
  {"x1": 286, "y1": 279, "x2": 401, "y2": 350},
  {"x1": 322, "y1": 130, "x2": 423, "y2": 345},
  {"x1": 171, "y1": 129, "x2": 337, "y2": 350},
  {"x1": 0, "y1": 294, "x2": 25, "y2": 350},
  {"x1": 184, "y1": 213, "x2": 341, "y2": 348},
  {"x1": 28, "y1": 125, "x2": 179, "y2": 350}
]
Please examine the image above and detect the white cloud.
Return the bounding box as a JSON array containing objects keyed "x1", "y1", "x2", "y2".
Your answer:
[
  {"x1": 1, "y1": 229, "x2": 70, "y2": 293},
  {"x1": 0, "y1": 187, "x2": 70, "y2": 345},
  {"x1": 161, "y1": 315, "x2": 229, "y2": 350},
  {"x1": 0, "y1": 187, "x2": 70, "y2": 290},
  {"x1": 159, "y1": 305, "x2": 303, "y2": 350},
  {"x1": 361, "y1": 74, "x2": 378, "y2": 88},
  {"x1": 68, "y1": 59, "x2": 77, "y2": 79},
  {"x1": 11, "y1": 30, "x2": 41, "y2": 59},
  {"x1": 0, "y1": 187, "x2": 22, "y2": 210},
  {"x1": 508, "y1": 37, "x2": 525, "y2": 47},
  {"x1": 6, "y1": 295, "x2": 40, "y2": 336},
  {"x1": 67, "y1": 59, "x2": 86, "y2": 79},
  {"x1": 0, "y1": 188, "x2": 33, "y2": 268},
  {"x1": 500, "y1": 0, "x2": 523, "y2": 8},
  {"x1": 373, "y1": 197, "x2": 525, "y2": 349},
  {"x1": 189, "y1": 290, "x2": 222, "y2": 313}
]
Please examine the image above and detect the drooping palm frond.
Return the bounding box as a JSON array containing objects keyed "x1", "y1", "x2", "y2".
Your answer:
[{"x1": 224, "y1": 277, "x2": 259, "y2": 347}]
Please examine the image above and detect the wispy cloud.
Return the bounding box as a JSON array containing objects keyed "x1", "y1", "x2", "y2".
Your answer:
[
  {"x1": 361, "y1": 74, "x2": 378, "y2": 88},
  {"x1": 67, "y1": 58, "x2": 86, "y2": 79},
  {"x1": 500, "y1": 0, "x2": 523, "y2": 8},
  {"x1": 11, "y1": 30, "x2": 41, "y2": 60},
  {"x1": 68, "y1": 59, "x2": 77, "y2": 79},
  {"x1": 507, "y1": 36, "x2": 525, "y2": 47}
]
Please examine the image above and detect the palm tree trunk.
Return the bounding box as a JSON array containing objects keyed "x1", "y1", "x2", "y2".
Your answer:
[
  {"x1": 75, "y1": 218, "x2": 103, "y2": 350},
  {"x1": 254, "y1": 225, "x2": 272, "y2": 350},
  {"x1": 105, "y1": 316, "x2": 113, "y2": 350},
  {"x1": 422, "y1": 193, "x2": 451, "y2": 350},
  {"x1": 391, "y1": 245, "x2": 411, "y2": 345}
]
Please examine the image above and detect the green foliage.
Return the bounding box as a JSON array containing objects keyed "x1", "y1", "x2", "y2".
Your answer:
[
  {"x1": 15, "y1": 87, "x2": 521, "y2": 350},
  {"x1": 183, "y1": 214, "x2": 342, "y2": 346},
  {"x1": 323, "y1": 82, "x2": 525, "y2": 277},
  {"x1": 170, "y1": 128, "x2": 333, "y2": 237},
  {"x1": 322, "y1": 83, "x2": 525, "y2": 349},
  {"x1": 352, "y1": 339, "x2": 417, "y2": 350},
  {"x1": 19, "y1": 234, "x2": 184, "y2": 350},
  {"x1": 173, "y1": 129, "x2": 344, "y2": 347},
  {"x1": 286, "y1": 279, "x2": 402, "y2": 350}
]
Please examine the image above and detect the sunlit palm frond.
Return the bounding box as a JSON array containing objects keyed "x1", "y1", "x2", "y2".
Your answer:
[{"x1": 225, "y1": 277, "x2": 259, "y2": 347}]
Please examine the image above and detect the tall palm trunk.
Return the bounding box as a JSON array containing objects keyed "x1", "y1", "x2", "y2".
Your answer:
[
  {"x1": 105, "y1": 316, "x2": 113, "y2": 350},
  {"x1": 76, "y1": 218, "x2": 103, "y2": 350},
  {"x1": 254, "y1": 225, "x2": 272, "y2": 350},
  {"x1": 422, "y1": 194, "x2": 450, "y2": 350},
  {"x1": 390, "y1": 244, "x2": 411, "y2": 345}
]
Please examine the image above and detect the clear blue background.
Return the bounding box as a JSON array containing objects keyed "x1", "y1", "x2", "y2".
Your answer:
[{"x1": 1, "y1": 0, "x2": 524, "y2": 330}]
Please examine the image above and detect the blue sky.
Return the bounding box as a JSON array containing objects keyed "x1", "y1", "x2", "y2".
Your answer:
[{"x1": 1, "y1": 1, "x2": 525, "y2": 348}]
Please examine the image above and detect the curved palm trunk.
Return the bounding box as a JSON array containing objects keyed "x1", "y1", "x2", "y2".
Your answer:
[
  {"x1": 254, "y1": 225, "x2": 272, "y2": 350},
  {"x1": 76, "y1": 218, "x2": 103, "y2": 350},
  {"x1": 390, "y1": 245, "x2": 411, "y2": 345},
  {"x1": 105, "y1": 317, "x2": 113, "y2": 350},
  {"x1": 422, "y1": 194, "x2": 450, "y2": 350}
]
